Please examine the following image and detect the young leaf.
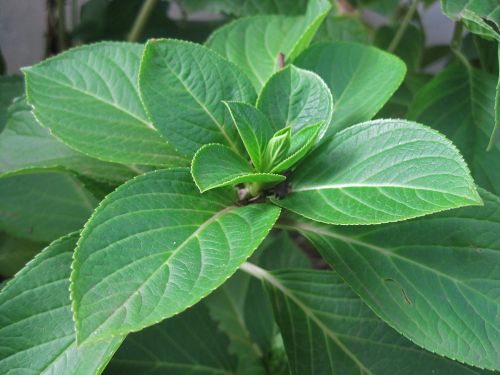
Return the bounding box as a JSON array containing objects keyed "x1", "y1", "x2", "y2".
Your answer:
[
  {"x1": 286, "y1": 188, "x2": 500, "y2": 371},
  {"x1": 295, "y1": 42, "x2": 407, "y2": 134},
  {"x1": 0, "y1": 98, "x2": 140, "y2": 183},
  {"x1": 191, "y1": 144, "x2": 285, "y2": 193},
  {"x1": 107, "y1": 301, "x2": 236, "y2": 374},
  {"x1": 0, "y1": 75, "x2": 23, "y2": 130},
  {"x1": 0, "y1": 172, "x2": 97, "y2": 242},
  {"x1": 206, "y1": 0, "x2": 331, "y2": 90},
  {"x1": 0, "y1": 232, "x2": 42, "y2": 277},
  {"x1": 263, "y1": 269, "x2": 490, "y2": 374},
  {"x1": 273, "y1": 119, "x2": 481, "y2": 225},
  {"x1": 262, "y1": 127, "x2": 292, "y2": 172},
  {"x1": 139, "y1": 39, "x2": 256, "y2": 158},
  {"x1": 224, "y1": 101, "x2": 276, "y2": 171},
  {"x1": 23, "y1": 42, "x2": 186, "y2": 166},
  {"x1": 71, "y1": 168, "x2": 280, "y2": 343},
  {"x1": 270, "y1": 122, "x2": 322, "y2": 173},
  {"x1": 408, "y1": 64, "x2": 500, "y2": 195},
  {"x1": 257, "y1": 65, "x2": 333, "y2": 138},
  {"x1": 0, "y1": 233, "x2": 123, "y2": 374}
]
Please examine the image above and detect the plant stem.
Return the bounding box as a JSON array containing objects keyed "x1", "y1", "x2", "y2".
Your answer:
[
  {"x1": 450, "y1": 21, "x2": 471, "y2": 69},
  {"x1": 56, "y1": 0, "x2": 66, "y2": 50},
  {"x1": 388, "y1": 0, "x2": 418, "y2": 53},
  {"x1": 71, "y1": 0, "x2": 78, "y2": 29},
  {"x1": 240, "y1": 262, "x2": 281, "y2": 288},
  {"x1": 127, "y1": 0, "x2": 158, "y2": 42}
]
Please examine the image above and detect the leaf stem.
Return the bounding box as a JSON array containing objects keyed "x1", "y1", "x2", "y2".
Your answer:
[
  {"x1": 388, "y1": 0, "x2": 418, "y2": 53},
  {"x1": 56, "y1": 0, "x2": 67, "y2": 50},
  {"x1": 240, "y1": 262, "x2": 281, "y2": 288},
  {"x1": 127, "y1": 0, "x2": 158, "y2": 42},
  {"x1": 450, "y1": 22, "x2": 471, "y2": 69}
]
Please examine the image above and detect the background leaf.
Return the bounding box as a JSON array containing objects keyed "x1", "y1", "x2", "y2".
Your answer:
[
  {"x1": 294, "y1": 42, "x2": 406, "y2": 135},
  {"x1": 206, "y1": 0, "x2": 331, "y2": 90},
  {"x1": 0, "y1": 232, "x2": 43, "y2": 278},
  {"x1": 264, "y1": 269, "x2": 491, "y2": 374},
  {"x1": 0, "y1": 233, "x2": 123, "y2": 374},
  {"x1": 273, "y1": 119, "x2": 481, "y2": 225},
  {"x1": 0, "y1": 75, "x2": 23, "y2": 131},
  {"x1": 0, "y1": 171, "x2": 98, "y2": 242},
  {"x1": 71, "y1": 168, "x2": 280, "y2": 343},
  {"x1": 24, "y1": 42, "x2": 186, "y2": 166},
  {"x1": 285, "y1": 188, "x2": 500, "y2": 370},
  {"x1": 107, "y1": 301, "x2": 237, "y2": 374},
  {"x1": 139, "y1": 39, "x2": 256, "y2": 158}
]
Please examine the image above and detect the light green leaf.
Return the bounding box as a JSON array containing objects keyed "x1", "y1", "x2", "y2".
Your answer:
[
  {"x1": 107, "y1": 301, "x2": 236, "y2": 374},
  {"x1": 263, "y1": 268, "x2": 491, "y2": 374},
  {"x1": 0, "y1": 233, "x2": 123, "y2": 374},
  {"x1": 0, "y1": 75, "x2": 23, "y2": 130},
  {"x1": 191, "y1": 144, "x2": 285, "y2": 193},
  {"x1": 0, "y1": 97, "x2": 141, "y2": 183},
  {"x1": 295, "y1": 42, "x2": 406, "y2": 134},
  {"x1": 206, "y1": 0, "x2": 331, "y2": 90},
  {"x1": 271, "y1": 122, "x2": 322, "y2": 173},
  {"x1": 273, "y1": 119, "x2": 481, "y2": 225},
  {"x1": 441, "y1": 0, "x2": 499, "y2": 41},
  {"x1": 286, "y1": 187, "x2": 500, "y2": 371},
  {"x1": 408, "y1": 64, "x2": 500, "y2": 195},
  {"x1": 257, "y1": 65, "x2": 333, "y2": 138},
  {"x1": 0, "y1": 171, "x2": 98, "y2": 242},
  {"x1": 139, "y1": 39, "x2": 256, "y2": 158},
  {"x1": 224, "y1": 101, "x2": 276, "y2": 171},
  {"x1": 23, "y1": 42, "x2": 186, "y2": 166},
  {"x1": 0, "y1": 232, "x2": 43, "y2": 277},
  {"x1": 71, "y1": 168, "x2": 280, "y2": 343},
  {"x1": 262, "y1": 127, "x2": 292, "y2": 172}
]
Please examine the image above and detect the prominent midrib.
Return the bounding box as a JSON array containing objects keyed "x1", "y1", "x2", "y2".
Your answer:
[{"x1": 75, "y1": 205, "x2": 236, "y2": 342}]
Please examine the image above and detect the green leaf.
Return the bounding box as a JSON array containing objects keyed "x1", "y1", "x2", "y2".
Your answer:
[
  {"x1": 139, "y1": 39, "x2": 256, "y2": 158},
  {"x1": 0, "y1": 75, "x2": 23, "y2": 130},
  {"x1": 206, "y1": 0, "x2": 331, "y2": 90},
  {"x1": 295, "y1": 42, "x2": 406, "y2": 134},
  {"x1": 262, "y1": 127, "x2": 292, "y2": 171},
  {"x1": 408, "y1": 64, "x2": 500, "y2": 195},
  {"x1": 177, "y1": 0, "x2": 309, "y2": 16},
  {"x1": 273, "y1": 119, "x2": 481, "y2": 225},
  {"x1": 257, "y1": 65, "x2": 333, "y2": 138},
  {"x1": 441, "y1": 0, "x2": 500, "y2": 41},
  {"x1": 0, "y1": 233, "x2": 123, "y2": 374},
  {"x1": 224, "y1": 101, "x2": 276, "y2": 171},
  {"x1": 271, "y1": 122, "x2": 322, "y2": 173},
  {"x1": 107, "y1": 301, "x2": 236, "y2": 374},
  {"x1": 0, "y1": 232, "x2": 43, "y2": 277},
  {"x1": 286, "y1": 188, "x2": 500, "y2": 370},
  {"x1": 314, "y1": 14, "x2": 371, "y2": 44},
  {"x1": 23, "y1": 42, "x2": 186, "y2": 166},
  {"x1": 487, "y1": 45, "x2": 499, "y2": 150},
  {"x1": 0, "y1": 171, "x2": 98, "y2": 242},
  {"x1": 71, "y1": 168, "x2": 280, "y2": 343},
  {"x1": 0, "y1": 97, "x2": 141, "y2": 182},
  {"x1": 191, "y1": 143, "x2": 285, "y2": 193},
  {"x1": 263, "y1": 268, "x2": 490, "y2": 374}
]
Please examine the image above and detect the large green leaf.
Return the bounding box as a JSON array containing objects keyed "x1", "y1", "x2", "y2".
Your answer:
[
  {"x1": 294, "y1": 42, "x2": 406, "y2": 134},
  {"x1": 139, "y1": 39, "x2": 256, "y2": 158},
  {"x1": 0, "y1": 233, "x2": 123, "y2": 374},
  {"x1": 0, "y1": 75, "x2": 23, "y2": 130},
  {"x1": 257, "y1": 65, "x2": 333, "y2": 138},
  {"x1": 206, "y1": 0, "x2": 331, "y2": 90},
  {"x1": 176, "y1": 0, "x2": 309, "y2": 16},
  {"x1": 273, "y1": 119, "x2": 481, "y2": 225},
  {"x1": 107, "y1": 301, "x2": 236, "y2": 374},
  {"x1": 263, "y1": 269, "x2": 491, "y2": 374},
  {"x1": 408, "y1": 64, "x2": 499, "y2": 195},
  {"x1": 285, "y1": 188, "x2": 500, "y2": 370},
  {"x1": 191, "y1": 143, "x2": 285, "y2": 193},
  {"x1": 0, "y1": 172, "x2": 98, "y2": 242},
  {"x1": 0, "y1": 97, "x2": 140, "y2": 182},
  {"x1": 71, "y1": 168, "x2": 280, "y2": 343},
  {"x1": 314, "y1": 14, "x2": 371, "y2": 44},
  {"x1": 441, "y1": 0, "x2": 499, "y2": 41},
  {"x1": 23, "y1": 42, "x2": 186, "y2": 166},
  {"x1": 0, "y1": 232, "x2": 43, "y2": 277}
]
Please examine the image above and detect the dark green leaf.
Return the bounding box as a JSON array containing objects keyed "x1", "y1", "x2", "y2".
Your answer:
[
  {"x1": 314, "y1": 14, "x2": 371, "y2": 44},
  {"x1": 71, "y1": 168, "x2": 280, "y2": 343},
  {"x1": 273, "y1": 119, "x2": 481, "y2": 225},
  {"x1": 0, "y1": 232, "x2": 43, "y2": 277},
  {"x1": 0, "y1": 75, "x2": 23, "y2": 130},
  {"x1": 0, "y1": 233, "x2": 123, "y2": 374}
]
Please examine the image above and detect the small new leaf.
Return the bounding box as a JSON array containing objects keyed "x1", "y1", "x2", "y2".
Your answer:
[{"x1": 262, "y1": 127, "x2": 291, "y2": 172}]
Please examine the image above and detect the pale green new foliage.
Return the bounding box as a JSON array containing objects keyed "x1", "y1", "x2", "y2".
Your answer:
[
  {"x1": 295, "y1": 42, "x2": 407, "y2": 134},
  {"x1": 273, "y1": 119, "x2": 481, "y2": 225},
  {"x1": 23, "y1": 42, "x2": 186, "y2": 166},
  {"x1": 287, "y1": 188, "x2": 500, "y2": 370},
  {"x1": 0, "y1": 233, "x2": 123, "y2": 374},
  {"x1": 71, "y1": 168, "x2": 280, "y2": 343}
]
